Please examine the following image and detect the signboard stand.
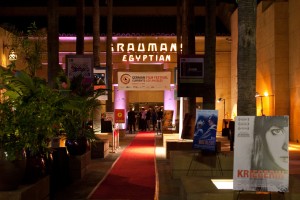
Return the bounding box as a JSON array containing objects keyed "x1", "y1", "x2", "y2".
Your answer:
[
  {"x1": 186, "y1": 151, "x2": 223, "y2": 176},
  {"x1": 112, "y1": 124, "x2": 120, "y2": 153},
  {"x1": 236, "y1": 191, "x2": 284, "y2": 200},
  {"x1": 157, "y1": 120, "x2": 162, "y2": 135}
]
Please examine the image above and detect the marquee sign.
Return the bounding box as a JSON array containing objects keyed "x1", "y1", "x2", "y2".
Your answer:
[{"x1": 112, "y1": 41, "x2": 179, "y2": 63}]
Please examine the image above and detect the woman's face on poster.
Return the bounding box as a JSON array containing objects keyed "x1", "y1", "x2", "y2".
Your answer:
[{"x1": 265, "y1": 125, "x2": 289, "y2": 170}]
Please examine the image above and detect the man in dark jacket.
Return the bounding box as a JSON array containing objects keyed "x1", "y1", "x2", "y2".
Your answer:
[{"x1": 127, "y1": 108, "x2": 136, "y2": 134}]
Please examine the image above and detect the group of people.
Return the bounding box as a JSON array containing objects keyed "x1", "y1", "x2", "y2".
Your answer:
[{"x1": 127, "y1": 107, "x2": 163, "y2": 133}]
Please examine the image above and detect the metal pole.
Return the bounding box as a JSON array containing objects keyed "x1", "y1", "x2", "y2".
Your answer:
[
  {"x1": 260, "y1": 96, "x2": 264, "y2": 116},
  {"x1": 223, "y1": 99, "x2": 226, "y2": 119}
]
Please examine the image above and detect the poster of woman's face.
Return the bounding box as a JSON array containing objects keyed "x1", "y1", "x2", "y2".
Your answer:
[{"x1": 233, "y1": 116, "x2": 289, "y2": 193}]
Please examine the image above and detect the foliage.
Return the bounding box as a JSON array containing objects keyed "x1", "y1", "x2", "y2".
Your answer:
[
  {"x1": 59, "y1": 74, "x2": 104, "y2": 141},
  {"x1": 1, "y1": 22, "x2": 46, "y2": 76},
  {"x1": 0, "y1": 67, "x2": 66, "y2": 160}
]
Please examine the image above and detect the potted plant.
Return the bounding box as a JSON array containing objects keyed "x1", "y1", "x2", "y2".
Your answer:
[
  {"x1": 0, "y1": 67, "x2": 66, "y2": 184},
  {"x1": 59, "y1": 74, "x2": 103, "y2": 156},
  {"x1": 0, "y1": 98, "x2": 26, "y2": 191}
]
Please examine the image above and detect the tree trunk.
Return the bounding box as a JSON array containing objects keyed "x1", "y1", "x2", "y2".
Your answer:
[
  {"x1": 93, "y1": 0, "x2": 101, "y2": 68},
  {"x1": 180, "y1": 0, "x2": 196, "y2": 139},
  {"x1": 92, "y1": 0, "x2": 101, "y2": 133},
  {"x1": 76, "y1": 0, "x2": 85, "y2": 55},
  {"x1": 203, "y1": 0, "x2": 216, "y2": 110},
  {"x1": 106, "y1": 0, "x2": 113, "y2": 112},
  {"x1": 182, "y1": 0, "x2": 196, "y2": 117},
  {"x1": 47, "y1": 0, "x2": 60, "y2": 88},
  {"x1": 237, "y1": 0, "x2": 257, "y2": 116}
]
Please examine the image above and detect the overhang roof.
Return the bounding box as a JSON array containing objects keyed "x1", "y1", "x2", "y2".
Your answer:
[{"x1": 0, "y1": 0, "x2": 240, "y2": 36}]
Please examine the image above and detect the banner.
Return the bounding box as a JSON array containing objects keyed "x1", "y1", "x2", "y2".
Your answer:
[
  {"x1": 192, "y1": 109, "x2": 218, "y2": 152},
  {"x1": 66, "y1": 55, "x2": 93, "y2": 79},
  {"x1": 233, "y1": 116, "x2": 289, "y2": 192},
  {"x1": 118, "y1": 71, "x2": 171, "y2": 90},
  {"x1": 114, "y1": 109, "x2": 125, "y2": 123},
  {"x1": 94, "y1": 67, "x2": 108, "y2": 100}
]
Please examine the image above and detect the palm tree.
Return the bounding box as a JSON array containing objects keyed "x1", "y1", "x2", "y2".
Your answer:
[
  {"x1": 93, "y1": 0, "x2": 101, "y2": 68},
  {"x1": 237, "y1": 0, "x2": 257, "y2": 116},
  {"x1": 76, "y1": 0, "x2": 85, "y2": 55},
  {"x1": 106, "y1": 0, "x2": 113, "y2": 112},
  {"x1": 92, "y1": 0, "x2": 102, "y2": 132},
  {"x1": 47, "y1": 0, "x2": 61, "y2": 88},
  {"x1": 180, "y1": 0, "x2": 196, "y2": 139},
  {"x1": 182, "y1": 0, "x2": 196, "y2": 116},
  {"x1": 203, "y1": 0, "x2": 216, "y2": 110}
]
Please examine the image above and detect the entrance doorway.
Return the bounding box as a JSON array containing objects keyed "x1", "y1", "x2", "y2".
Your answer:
[{"x1": 128, "y1": 102, "x2": 163, "y2": 132}]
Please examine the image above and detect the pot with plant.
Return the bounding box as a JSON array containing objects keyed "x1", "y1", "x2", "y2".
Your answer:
[
  {"x1": 0, "y1": 67, "x2": 66, "y2": 185},
  {"x1": 0, "y1": 99, "x2": 26, "y2": 191},
  {"x1": 58, "y1": 74, "x2": 102, "y2": 156}
]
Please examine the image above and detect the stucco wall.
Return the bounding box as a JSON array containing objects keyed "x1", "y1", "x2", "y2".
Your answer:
[
  {"x1": 256, "y1": 2, "x2": 289, "y2": 117},
  {"x1": 289, "y1": 0, "x2": 300, "y2": 142},
  {"x1": 230, "y1": 9, "x2": 238, "y2": 119}
]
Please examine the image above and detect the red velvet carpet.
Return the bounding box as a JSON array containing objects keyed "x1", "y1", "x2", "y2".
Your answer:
[{"x1": 88, "y1": 131, "x2": 156, "y2": 200}]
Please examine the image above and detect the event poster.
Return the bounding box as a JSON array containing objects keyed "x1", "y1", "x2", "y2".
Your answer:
[
  {"x1": 94, "y1": 67, "x2": 108, "y2": 100},
  {"x1": 66, "y1": 55, "x2": 93, "y2": 79},
  {"x1": 192, "y1": 109, "x2": 218, "y2": 152},
  {"x1": 114, "y1": 109, "x2": 125, "y2": 123},
  {"x1": 233, "y1": 116, "x2": 289, "y2": 192},
  {"x1": 163, "y1": 110, "x2": 174, "y2": 129},
  {"x1": 117, "y1": 71, "x2": 171, "y2": 90}
]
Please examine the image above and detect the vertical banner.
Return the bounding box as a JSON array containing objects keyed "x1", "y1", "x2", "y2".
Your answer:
[
  {"x1": 114, "y1": 109, "x2": 125, "y2": 123},
  {"x1": 192, "y1": 109, "x2": 218, "y2": 152},
  {"x1": 94, "y1": 67, "x2": 106, "y2": 89},
  {"x1": 94, "y1": 67, "x2": 108, "y2": 100},
  {"x1": 233, "y1": 116, "x2": 289, "y2": 192}
]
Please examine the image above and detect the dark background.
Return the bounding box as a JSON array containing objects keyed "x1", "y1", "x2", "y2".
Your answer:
[{"x1": 0, "y1": 0, "x2": 239, "y2": 35}]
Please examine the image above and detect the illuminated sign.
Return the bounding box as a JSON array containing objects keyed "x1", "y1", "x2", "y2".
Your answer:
[
  {"x1": 122, "y1": 54, "x2": 171, "y2": 62},
  {"x1": 118, "y1": 71, "x2": 171, "y2": 90},
  {"x1": 112, "y1": 42, "x2": 179, "y2": 63},
  {"x1": 112, "y1": 43, "x2": 177, "y2": 52}
]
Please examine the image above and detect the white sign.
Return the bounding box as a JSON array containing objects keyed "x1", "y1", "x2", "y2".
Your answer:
[
  {"x1": 233, "y1": 116, "x2": 289, "y2": 192},
  {"x1": 118, "y1": 71, "x2": 171, "y2": 91}
]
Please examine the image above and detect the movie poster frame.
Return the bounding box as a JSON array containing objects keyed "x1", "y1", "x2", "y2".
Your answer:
[
  {"x1": 192, "y1": 109, "x2": 218, "y2": 152},
  {"x1": 233, "y1": 116, "x2": 289, "y2": 193},
  {"x1": 66, "y1": 54, "x2": 93, "y2": 79}
]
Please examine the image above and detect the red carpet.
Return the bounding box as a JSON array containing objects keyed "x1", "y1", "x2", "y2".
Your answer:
[{"x1": 88, "y1": 131, "x2": 156, "y2": 200}]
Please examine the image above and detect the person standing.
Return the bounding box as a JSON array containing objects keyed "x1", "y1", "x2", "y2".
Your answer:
[
  {"x1": 156, "y1": 108, "x2": 163, "y2": 133},
  {"x1": 151, "y1": 109, "x2": 157, "y2": 131},
  {"x1": 140, "y1": 108, "x2": 147, "y2": 131},
  {"x1": 127, "y1": 108, "x2": 136, "y2": 134},
  {"x1": 146, "y1": 108, "x2": 152, "y2": 131}
]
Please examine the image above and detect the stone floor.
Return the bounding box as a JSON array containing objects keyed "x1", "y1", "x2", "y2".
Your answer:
[{"x1": 51, "y1": 132, "x2": 300, "y2": 200}]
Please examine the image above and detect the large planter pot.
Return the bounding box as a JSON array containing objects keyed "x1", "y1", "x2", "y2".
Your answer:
[
  {"x1": 65, "y1": 137, "x2": 88, "y2": 156},
  {"x1": 23, "y1": 152, "x2": 52, "y2": 184},
  {"x1": 0, "y1": 159, "x2": 26, "y2": 191}
]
